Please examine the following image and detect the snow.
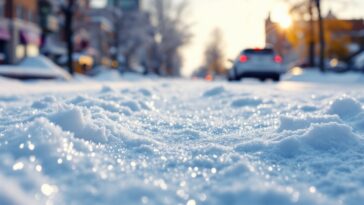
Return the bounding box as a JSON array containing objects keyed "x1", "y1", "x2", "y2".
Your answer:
[
  {"x1": 203, "y1": 86, "x2": 226, "y2": 97},
  {"x1": 327, "y1": 97, "x2": 362, "y2": 119},
  {"x1": 1, "y1": 70, "x2": 364, "y2": 205},
  {"x1": 231, "y1": 97, "x2": 263, "y2": 108},
  {"x1": 284, "y1": 69, "x2": 364, "y2": 83},
  {"x1": 0, "y1": 56, "x2": 71, "y2": 80}
]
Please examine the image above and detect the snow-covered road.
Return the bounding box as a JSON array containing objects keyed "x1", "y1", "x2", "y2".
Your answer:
[{"x1": 1, "y1": 73, "x2": 364, "y2": 205}]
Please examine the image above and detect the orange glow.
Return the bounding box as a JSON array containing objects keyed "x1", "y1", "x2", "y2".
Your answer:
[
  {"x1": 272, "y1": 4, "x2": 293, "y2": 29},
  {"x1": 278, "y1": 16, "x2": 292, "y2": 29},
  {"x1": 205, "y1": 74, "x2": 213, "y2": 81},
  {"x1": 291, "y1": 67, "x2": 303, "y2": 76}
]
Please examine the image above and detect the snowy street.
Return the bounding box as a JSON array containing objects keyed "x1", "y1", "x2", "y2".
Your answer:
[
  {"x1": 1, "y1": 71, "x2": 364, "y2": 205},
  {"x1": 1, "y1": 0, "x2": 364, "y2": 203}
]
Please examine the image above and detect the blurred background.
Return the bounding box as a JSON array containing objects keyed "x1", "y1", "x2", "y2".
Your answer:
[{"x1": 0, "y1": 0, "x2": 363, "y2": 79}]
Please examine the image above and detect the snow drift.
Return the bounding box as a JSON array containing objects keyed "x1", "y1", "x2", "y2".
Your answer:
[{"x1": 1, "y1": 76, "x2": 364, "y2": 205}]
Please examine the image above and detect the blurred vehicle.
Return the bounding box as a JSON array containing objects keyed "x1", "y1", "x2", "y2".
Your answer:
[
  {"x1": 58, "y1": 54, "x2": 94, "y2": 74},
  {"x1": 228, "y1": 48, "x2": 285, "y2": 82},
  {"x1": 192, "y1": 68, "x2": 215, "y2": 81},
  {"x1": 0, "y1": 56, "x2": 71, "y2": 80},
  {"x1": 326, "y1": 58, "x2": 348, "y2": 73},
  {"x1": 352, "y1": 51, "x2": 364, "y2": 71}
]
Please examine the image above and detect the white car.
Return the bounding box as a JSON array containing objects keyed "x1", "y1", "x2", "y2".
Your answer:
[{"x1": 228, "y1": 48, "x2": 286, "y2": 81}]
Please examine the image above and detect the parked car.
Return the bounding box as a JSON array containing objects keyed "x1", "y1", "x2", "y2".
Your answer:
[
  {"x1": 58, "y1": 53, "x2": 94, "y2": 74},
  {"x1": 352, "y1": 52, "x2": 364, "y2": 71},
  {"x1": 228, "y1": 48, "x2": 286, "y2": 81}
]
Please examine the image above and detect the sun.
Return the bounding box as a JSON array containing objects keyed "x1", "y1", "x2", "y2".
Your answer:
[
  {"x1": 272, "y1": 4, "x2": 293, "y2": 29},
  {"x1": 278, "y1": 15, "x2": 293, "y2": 29}
]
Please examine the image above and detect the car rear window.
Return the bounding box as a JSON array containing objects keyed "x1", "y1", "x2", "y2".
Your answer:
[{"x1": 243, "y1": 49, "x2": 274, "y2": 55}]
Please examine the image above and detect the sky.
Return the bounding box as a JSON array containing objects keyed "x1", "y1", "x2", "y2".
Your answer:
[
  {"x1": 182, "y1": 0, "x2": 278, "y2": 76},
  {"x1": 91, "y1": 0, "x2": 364, "y2": 76}
]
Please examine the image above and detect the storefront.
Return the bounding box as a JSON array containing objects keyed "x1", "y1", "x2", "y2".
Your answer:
[
  {"x1": 18, "y1": 26, "x2": 41, "y2": 58},
  {"x1": 10, "y1": 19, "x2": 41, "y2": 64}
]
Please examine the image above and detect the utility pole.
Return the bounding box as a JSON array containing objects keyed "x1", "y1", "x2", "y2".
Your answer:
[
  {"x1": 64, "y1": 0, "x2": 75, "y2": 75},
  {"x1": 315, "y1": 0, "x2": 325, "y2": 72},
  {"x1": 308, "y1": 0, "x2": 315, "y2": 67}
]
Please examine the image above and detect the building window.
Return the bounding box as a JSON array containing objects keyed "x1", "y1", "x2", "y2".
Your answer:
[
  {"x1": 15, "y1": 6, "x2": 32, "y2": 21},
  {"x1": 23, "y1": 9, "x2": 28, "y2": 20},
  {"x1": 16, "y1": 6, "x2": 23, "y2": 19},
  {"x1": 16, "y1": 44, "x2": 25, "y2": 59},
  {"x1": 27, "y1": 44, "x2": 39, "y2": 56},
  {"x1": 28, "y1": 11, "x2": 33, "y2": 22}
]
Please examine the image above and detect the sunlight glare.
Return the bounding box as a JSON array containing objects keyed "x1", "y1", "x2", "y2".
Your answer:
[
  {"x1": 279, "y1": 16, "x2": 292, "y2": 29},
  {"x1": 272, "y1": 4, "x2": 293, "y2": 29}
]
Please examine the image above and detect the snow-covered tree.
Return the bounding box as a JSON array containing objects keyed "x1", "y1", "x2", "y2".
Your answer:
[
  {"x1": 117, "y1": 11, "x2": 155, "y2": 73},
  {"x1": 148, "y1": 0, "x2": 192, "y2": 76},
  {"x1": 203, "y1": 28, "x2": 226, "y2": 75}
]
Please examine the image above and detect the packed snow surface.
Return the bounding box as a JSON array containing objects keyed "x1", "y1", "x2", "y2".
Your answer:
[{"x1": 1, "y1": 71, "x2": 364, "y2": 205}]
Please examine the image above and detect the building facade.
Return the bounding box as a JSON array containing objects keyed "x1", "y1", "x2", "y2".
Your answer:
[
  {"x1": 0, "y1": 0, "x2": 9, "y2": 63},
  {"x1": 1, "y1": 0, "x2": 41, "y2": 64}
]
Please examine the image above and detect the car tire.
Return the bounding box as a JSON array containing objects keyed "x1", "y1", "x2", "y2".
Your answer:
[
  {"x1": 272, "y1": 74, "x2": 280, "y2": 82},
  {"x1": 228, "y1": 67, "x2": 240, "y2": 81}
]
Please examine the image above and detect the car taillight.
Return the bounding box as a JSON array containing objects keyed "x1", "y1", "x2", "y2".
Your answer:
[
  {"x1": 240, "y1": 55, "x2": 249, "y2": 63},
  {"x1": 274, "y1": 55, "x2": 283, "y2": 64}
]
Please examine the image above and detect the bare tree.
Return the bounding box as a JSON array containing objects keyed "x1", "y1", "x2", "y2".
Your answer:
[
  {"x1": 314, "y1": 0, "x2": 325, "y2": 72},
  {"x1": 149, "y1": 0, "x2": 193, "y2": 76},
  {"x1": 118, "y1": 11, "x2": 155, "y2": 73},
  {"x1": 63, "y1": 0, "x2": 75, "y2": 75},
  {"x1": 285, "y1": 0, "x2": 317, "y2": 68},
  {"x1": 204, "y1": 28, "x2": 226, "y2": 75},
  {"x1": 308, "y1": 0, "x2": 315, "y2": 68},
  {"x1": 285, "y1": 0, "x2": 361, "y2": 70}
]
